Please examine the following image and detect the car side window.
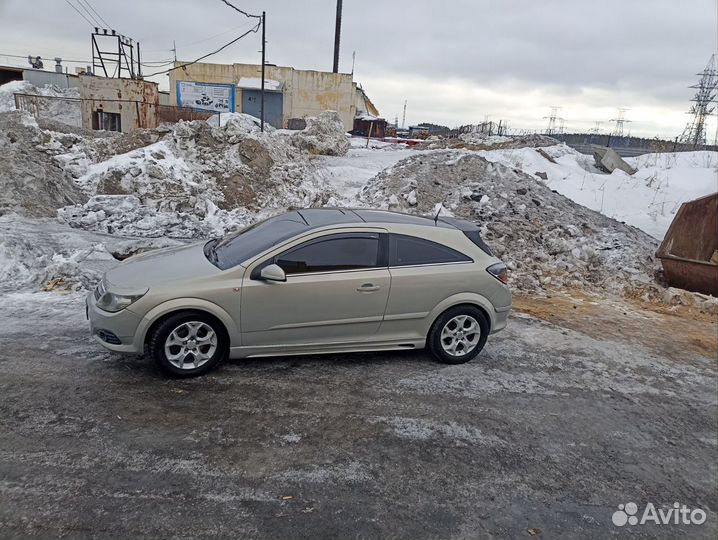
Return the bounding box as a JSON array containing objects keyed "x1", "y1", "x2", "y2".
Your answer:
[
  {"x1": 390, "y1": 234, "x2": 471, "y2": 266},
  {"x1": 275, "y1": 233, "x2": 380, "y2": 275}
]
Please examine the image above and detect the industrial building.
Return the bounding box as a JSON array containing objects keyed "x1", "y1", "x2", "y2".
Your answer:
[
  {"x1": 168, "y1": 61, "x2": 380, "y2": 130},
  {"x1": 79, "y1": 75, "x2": 159, "y2": 132}
]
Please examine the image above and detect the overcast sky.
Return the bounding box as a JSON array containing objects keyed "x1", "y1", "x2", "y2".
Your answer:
[{"x1": 1, "y1": 0, "x2": 716, "y2": 139}]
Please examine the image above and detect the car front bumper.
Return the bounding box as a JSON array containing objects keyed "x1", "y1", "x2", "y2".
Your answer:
[{"x1": 86, "y1": 292, "x2": 144, "y2": 354}]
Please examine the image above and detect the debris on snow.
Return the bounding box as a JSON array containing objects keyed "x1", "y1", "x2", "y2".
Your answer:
[{"x1": 592, "y1": 145, "x2": 637, "y2": 175}]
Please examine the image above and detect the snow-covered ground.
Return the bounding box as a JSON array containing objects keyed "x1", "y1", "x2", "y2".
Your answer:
[
  {"x1": 479, "y1": 145, "x2": 717, "y2": 240},
  {"x1": 319, "y1": 138, "x2": 414, "y2": 202}
]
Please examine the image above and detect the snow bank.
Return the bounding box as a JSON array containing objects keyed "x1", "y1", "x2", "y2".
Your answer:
[
  {"x1": 206, "y1": 111, "x2": 273, "y2": 132},
  {"x1": 0, "y1": 214, "x2": 182, "y2": 292},
  {"x1": 480, "y1": 146, "x2": 718, "y2": 239},
  {"x1": 55, "y1": 117, "x2": 333, "y2": 238},
  {"x1": 359, "y1": 150, "x2": 660, "y2": 297},
  {"x1": 290, "y1": 111, "x2": 350, "y2": 156},
  {"x1": 0, "y1": 80, "x2": 80, "y2": 126},
  {"x1": 459, "y1": 132, "x2": 510, "y2": 146}
]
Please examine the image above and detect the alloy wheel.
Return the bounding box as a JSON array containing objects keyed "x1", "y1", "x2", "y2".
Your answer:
[
  {"x1": 440, "y1": 314, "x2": 481, "y2": 357},
  {"x1": 164, "y1": 321, "x2": 218, "y2": 370}
]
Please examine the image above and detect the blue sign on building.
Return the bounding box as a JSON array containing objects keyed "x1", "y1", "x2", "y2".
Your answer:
[{"x1": 176, "y1": 81, "x2": 235, "y2": 113}]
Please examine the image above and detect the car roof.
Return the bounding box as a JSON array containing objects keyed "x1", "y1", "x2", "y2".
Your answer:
[{"x1": 293, "y1": 207, "x2": 478, "y2": 232}]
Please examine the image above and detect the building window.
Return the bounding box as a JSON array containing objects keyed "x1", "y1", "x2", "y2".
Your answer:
[{"x1": 92, "y1": 110, "x2": 121, "y2": 132}]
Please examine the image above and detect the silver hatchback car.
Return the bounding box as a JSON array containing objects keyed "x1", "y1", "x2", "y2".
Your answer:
[{"x1": 87, "y1": 208, "x2": 511, "y2": 376}]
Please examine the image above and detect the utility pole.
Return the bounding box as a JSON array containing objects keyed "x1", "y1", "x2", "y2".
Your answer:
[
  {"x1": 260, "y1": 11, "x2": 266, "y2": 132},
  {"x1": 332, "y1": 0, "x2": 342, "y2": 73},
  {"x1": 172, "y1": 40, "x2": 177, "y2": 62}
]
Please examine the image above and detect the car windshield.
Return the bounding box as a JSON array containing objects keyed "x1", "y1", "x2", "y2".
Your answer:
[{"x1": 206, "y1": 214, "x2": 308, "y2": 270}]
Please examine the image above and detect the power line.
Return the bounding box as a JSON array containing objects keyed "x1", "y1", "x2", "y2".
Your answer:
[
  {"x1": 77, "y1": 0, "x2": 111, "y2": 28},
  {"x1": 143, "y1": 22, "x2": 260, "y2": 77},
  {"x1": 0, "y1": 52, "x2": 91, "y2": 63},
  {"x1": 75, "y1": 0, "x2": 102, "y2": 28},
  {"x1": 217, "y1": 0, "x2": 262, "y2": 19},
  {"x1": 63, "y1": 0, "x2": 95, "y2": 27},
  {"x1": 181, "y1": 19, "x2": 259, "y2": 49}
]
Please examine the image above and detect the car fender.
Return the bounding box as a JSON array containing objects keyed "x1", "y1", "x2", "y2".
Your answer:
[
  {"x1": 422, "y1": 292, "x2": 497, "y2": 335},
  {"x1": 135, "y1": 297, "x2": 239, "y2": 348}
]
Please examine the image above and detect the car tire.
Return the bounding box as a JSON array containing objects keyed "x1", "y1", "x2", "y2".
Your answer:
[
  {"x1": 148, "y1": 311, "x2": 228, "y2": 377},
  {"x1": 428, "y1": 305, "x2": 489, "y2": 365}
]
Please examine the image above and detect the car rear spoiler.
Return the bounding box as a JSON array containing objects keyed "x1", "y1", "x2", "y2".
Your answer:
[{"x1": 438, "y1": 216, "x2": 493, "y2": 256}]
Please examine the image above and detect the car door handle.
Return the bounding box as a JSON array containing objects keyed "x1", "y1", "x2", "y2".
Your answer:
[{"x1": 357, "y1": 283, "x2": 380, "y2": 292}]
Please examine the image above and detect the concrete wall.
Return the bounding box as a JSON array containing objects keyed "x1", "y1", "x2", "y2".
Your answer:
[
  {"x1": 168, "y1": 62, "x2": 360, "y2": 130},
  {"x1": 80, "y1": 76, "x2": 159, "y2": 132},
  {"x1": 551, "y1": 133, "x2": 718, "y2": 157},
  {"x1": 24, "y1": 70, "x2": 80, "y2": 89}
]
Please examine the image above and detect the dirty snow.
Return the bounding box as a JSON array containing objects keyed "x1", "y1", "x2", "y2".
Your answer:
[
  {"x1": 0, "y1": 80, "x2": 80, "y2": 126},
  {"x1": 0, "y1": 86, "x2": 715, "y2": 308},
  {"x1": 480, "y1": 145, "x2": 718, "y2": 239},
  {"x1": 359, "y1": 150, "x2": 660, "y2": 296}
]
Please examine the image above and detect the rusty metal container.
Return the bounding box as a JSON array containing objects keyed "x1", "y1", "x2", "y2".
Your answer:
[{"x1": 656, "y1": 192, "x2": 718, "y2": 296}]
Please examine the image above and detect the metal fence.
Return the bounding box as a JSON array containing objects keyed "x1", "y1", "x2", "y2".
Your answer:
[
  {"x1": 156, "y1": 104, "x2": 212, "y2": 124},
  {"x1": 14, "y1": 93, "x2": 82, "y2": 127}
]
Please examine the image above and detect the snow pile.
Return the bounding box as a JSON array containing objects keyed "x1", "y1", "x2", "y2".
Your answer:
[
  {"x1": 0, "y1": 111, "x2": 88, "y2": 216},
  {"x1": 0, "y1": 214, "x2": 182, "y2": 292},
  {"x1": 0, "y1": 80, "x2": 81, "y2": 126},
  {"x1": 290, "y1": 111, "x2": 350, "y2": 156},
  {"x1": 359, "y1": 151, "x2": 661, "y2": 296},
  {"x1": 479, "y1": 145, "x2": 718, "y2": 239},
  {"x1": 421, "y1": 132, "x2": 559, "y2": 152},
  {"x1": 458, "y1": 132, "x2": 510, "y2": 146},
  {"x1": 206, "y1": 111, "x2": 269, "y2": 132},
  {"x1": 55, "y1": 118, "x2": 332, "y2": 238}
]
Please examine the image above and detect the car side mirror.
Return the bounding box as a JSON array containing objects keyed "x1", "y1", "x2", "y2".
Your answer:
[{"x1": 259, "y1": 263, "x2": 286, "y2": 282}]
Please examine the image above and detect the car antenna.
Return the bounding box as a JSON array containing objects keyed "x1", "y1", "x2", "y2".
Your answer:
[{"x1": 433, "y1": 204, "x2": 443, "y2": 225}]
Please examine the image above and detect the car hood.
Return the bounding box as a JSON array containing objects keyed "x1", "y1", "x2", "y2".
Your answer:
[{"x1": 104, "y1": 242, "x2": 221, "y2": 293}]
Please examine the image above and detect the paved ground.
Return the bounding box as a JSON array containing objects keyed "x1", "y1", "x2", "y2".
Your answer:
[{"x1": 0, "y1": 292, "x2": 716, "y2": 539}]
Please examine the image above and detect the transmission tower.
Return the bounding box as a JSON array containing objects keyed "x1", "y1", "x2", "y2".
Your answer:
[
  {"x1": 589, "y1": 121, "x2": 602, "y2": 134},
  {"x1": 543, "y1": 106, "x2": 563, "y2": 135},
  {"x1": 610, "y1": 108, "x2": 631, "y2": 137},
  {"x1": 678, "y1": 54, "x2": 717, "y2": 147}
]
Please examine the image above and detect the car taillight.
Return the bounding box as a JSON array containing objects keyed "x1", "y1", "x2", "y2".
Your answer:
[{"x1": 486, "y1": 263, "x2": 509, "y2": 284}]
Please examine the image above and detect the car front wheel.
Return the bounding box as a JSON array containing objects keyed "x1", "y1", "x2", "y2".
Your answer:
[
  {"x1": 148, "y1": 312, "x2": 227, "y2": 377},
  {"x1": 428, "y1": 306, "x2": 489, "y2": 364}
]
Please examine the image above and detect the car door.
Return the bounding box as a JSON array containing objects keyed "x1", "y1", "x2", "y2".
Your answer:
[{"x1": 240, "y1": 231, "x2": 391, "y2": 347}]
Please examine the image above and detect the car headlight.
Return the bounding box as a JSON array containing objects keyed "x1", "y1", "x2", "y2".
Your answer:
[{"x1": 96, "y1": 287, "x2": 147, "y2": 313}]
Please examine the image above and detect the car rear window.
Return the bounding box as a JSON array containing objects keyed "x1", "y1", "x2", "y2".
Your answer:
[{"x1": 389, "y1": 234, "x2": 472, "y2": 266}]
